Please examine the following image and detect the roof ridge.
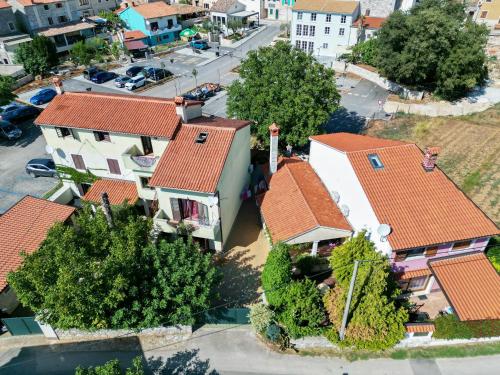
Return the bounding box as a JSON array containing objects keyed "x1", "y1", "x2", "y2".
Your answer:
[
  {"x1": 347, "y1": 142, "x2": 416, "y2": 154},
  {"x1": 65, "y1": 91, "x2": 177, "y2": 104}
]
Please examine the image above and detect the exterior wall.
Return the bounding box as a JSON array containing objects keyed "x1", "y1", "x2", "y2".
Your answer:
[
  {"x1": 12, "y1": 0, "x2": 80, "y2": 33},
  {"x1": 286, "y1": 226, "x2": 351, "y2": 245},
  {"x1": 191, "y1": 0, "x2": 217, "y2": 11},
  {"x1": 398, "y1": 0, "x2": 417, "y2": 12},
  {"x1": 240, "y1": 0, "x2": 264, "y2": 17},
  {"x1": 308, "y1": 140, "x2": 392, "y2": 256},
  {"x1": 216, "y1": 125, "x2": 251, "y2": 249},
  {"x1": 290, "y1": 7, "x2": 359, "y2": 58},
  {"x1": 0, "y1": 7, "x2": 18, "y2": 36},
  {"x1": 474, "y1": 0, "x2": 500, "y2": 28},
  {"x1": 264, "y1": 0, "x2": 293, "y2": 21},
  {"x1": 0, "y1": 34, "x2": 32, "y2": 64},
  {"x1": 0, "y1": 286, "x2": 19, "y2": 314},
  {"x1": 359, "y1": 0, "x2": 396, "y2": 18}
]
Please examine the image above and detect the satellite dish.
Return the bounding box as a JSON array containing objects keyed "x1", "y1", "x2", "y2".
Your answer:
[
  {"x1": 340, "y1": 204, "x2": 349, "y2": 217},
  {"x1": 331, "y1": 191, "x2": 340, "y2": 203},
  {"x1": 45, "y1": 145, "x2": 54, "y2": 154},
  {"x1": 56, "y1": 148, "x2": 66, "y2": 158},
  {"x1": 377, "y1": 224, "x2": 391, "y2": 241}
]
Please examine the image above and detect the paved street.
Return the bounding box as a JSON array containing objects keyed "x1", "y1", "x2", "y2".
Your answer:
[{"x1": 0, "y1": 328, "x2": 499, "y2": 374}]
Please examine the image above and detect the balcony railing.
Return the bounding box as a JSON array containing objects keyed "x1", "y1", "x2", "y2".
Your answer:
[
  {"x1": 153, "y1": 209, "x2": 220, "y2": 240},
  {"x1": 149, "y1": 24, "x2": 182, "y2": 35},
  {"x1": 121, "y1": 145, "x2": 159, "y2": 173}
]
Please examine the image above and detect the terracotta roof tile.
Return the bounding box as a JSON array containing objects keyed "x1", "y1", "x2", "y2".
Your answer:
[
  {"x1": 293, "y1": 0, "x2": 359, "y2": 14},
  {"x1": 132, "y1": 2, "x2": 178, "y2": 19},
  {"x1": 310, "y1": 132, "x2": 407, "y2": 152},
  {"x1": 260, "y1": 159, "x2": 352, "y2": 242},
  {"x1": 211, "y1": 0, "x2": 238, "y2": 13},
  {"x1": 394, "y1": 268, "x2": 432, "y2": 281},
  {"x1": 149, "y1": 117, "x2": 250, "y2": 193},
  {"x1": 15, "y1": 0, "x2": 60, "y2": 6},
  {"x1": 82, "y1": 179, "x2": 139, "y2": 206},
  {"x1": 353, "y1": 16, "x2": 386, "y2": 29},
  {"x1": 124, "y1": 30, "x2": 147, "y2": 40},
  {"x1": 0, "y1": 196, "x2": 75, "y2": 291},
  {"x1": 35, "y1": 92, "x2": 181, "y2": 138},
  {"x1": 37, "y1": 21, "x2": 95, "y2": 37},
  {"x1": 0, "y1": 0, "x2": 11, "y2": 9},
  {"x1": 405, "y1": 323, "x2": 435, "y2": 333},
  {"x1": 170, "y1": 3, "x2": 206, "y2": 15},
  {"x1": 429, "y1": 252, "x2": 500, "y2": 321}
]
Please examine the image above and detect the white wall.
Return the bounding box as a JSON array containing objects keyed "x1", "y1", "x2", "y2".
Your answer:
[
  {"x1": 308, "y1": 140, "x2": 393, "y2": 256},
  {"x1": 287, "y1": 226, "x2": 352, "y2": 245}
]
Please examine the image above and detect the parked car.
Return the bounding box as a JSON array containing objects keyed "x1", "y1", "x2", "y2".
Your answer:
[
  {"x1": 29, "y1": 88, "x2": 57, "y2": 105},
  {"x1": 142, "y1": 67, "x2": 172, "y2": 81},
  {"x1": 125, "y1": 75, "x2": 146, "y2": 90},
  {"x1": 91, "y1": 71, "x2": 118, "y2": 84},
  {"x1": 26, "y1": 158, "x2": 57, "y2": 178},
  {"x1": 190, "y1": 40, "x2": 209, "y2": 50},
  {"x1": 0, "y1": 103, "x2": 39, "y2": 122},
  {"x1": 83, "y1": 67, "x2": 103, "y2": 80},
  {"x1": 0, "y1": 120, "x2": 22, "y2": 140},
  {"x1": 126, "y1": 66, "x2": 145, "y2": 77},
  {"x1": 114, "y1": 75, "x2": 131, "y2": 88}
]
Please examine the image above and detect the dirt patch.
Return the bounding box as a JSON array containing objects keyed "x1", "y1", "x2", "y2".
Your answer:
[
  {"x1": 367, "y1": 104, "x2": 500, "y2": 225},
  {"x1": 356, "y1": 63, "x2": 378, "y2": 73}
]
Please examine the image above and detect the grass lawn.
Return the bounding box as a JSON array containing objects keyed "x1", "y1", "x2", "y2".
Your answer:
[{"x1": 367, "y1": 103, "x2": 500, "y2": 225}]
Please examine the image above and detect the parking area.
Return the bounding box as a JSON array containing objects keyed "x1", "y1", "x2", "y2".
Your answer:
[{"x1": 0, "y1": 119, "x2": 58, "y2": 213}]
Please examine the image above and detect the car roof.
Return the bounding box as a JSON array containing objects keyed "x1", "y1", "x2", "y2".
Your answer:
[
  {"x1": 39, "y1": 88, "x2": 54, "y2": 93},
  {"x1": 0, "y1": 120, "x2": 14, "y2": 127},
  {"x1": 28, "y1": 158, "x2": 54, "y2": 166}
]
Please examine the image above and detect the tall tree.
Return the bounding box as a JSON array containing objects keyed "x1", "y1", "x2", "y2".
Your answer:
[
  {"x1": 0, "y1": 75, "x2": 17, "y2": 106},
  {"x1": 14, "y1": 36, "x2": 58, "y2": 76},
  {"x1": 227, "y1": 41, "x2": 340, "y2": 147},
  {"x1": 261, "y1": 242, "x2": 292, "y2": 307},
  {"x1": 324, "y1": 233, "x2": 408, "y2": 350}
]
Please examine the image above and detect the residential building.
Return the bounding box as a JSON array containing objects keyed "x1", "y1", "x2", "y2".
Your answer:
[
  {"x1": 191, "y1": 0, "x2": 217, "y2": 11},
  {"x1": 0, "y1": 0, "x2": 17, "y2": 35},
  {"x1": 258, "y1": 131, "x2": 500, "y2": 320},
  {"x1": 0, "y1": 33, "x2": 32, "y2": 64},
  {"x1": 0, "y1": 196, "x2": 75, "y2": 314},
  {"x1": 359, "y1": 0, "x2": 396, "y2": 17},
  {"x1": 264, "y1": 0, "x2": 293, "y2": 21},
  {"x1": 474, "y1": 0, "x2": 500, "y2": 31},
  {"x1": 35, "y1": 82, "x2": 251, "y2": 251},
  {"x1": 118, "y1": 2, "x2": 182, "y2": 45},
  {"x1": 291, "y1": 0, "x2": 360, "y2": 57},
  {"x1": 351, "y1": 15, "x2": 385, "y2": 42}
]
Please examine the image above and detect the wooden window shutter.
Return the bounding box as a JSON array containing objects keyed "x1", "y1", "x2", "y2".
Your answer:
[
  {"x1": 71, "y1": 154, "x2": 85, "y2": 170},
  {"x1": 170, "y1": 198, "x2": 181, "y2": 222},
  {"x1": 425, "y1": 246, "x2": 439, "y2": 257},
  {"x1": 394, "y1": 251, "x2": 407, "y2": 262},
  {"x1": 103, "y1": 132, "x2": 111, "y2": 142},
  {"x1": 107, "y1": 159, "x2": 121, "y2": 175}
]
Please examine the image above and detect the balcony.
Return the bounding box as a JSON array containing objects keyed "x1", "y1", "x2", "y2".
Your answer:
[
  {"x1": 122, "y1": 145, "x2": 159, "y2": 173},
  {"x1": 149, "y1": 24, "x2": 182, "y2": 35},
  {"x1": 153, "y1": 209, "x2": 221, "y2": 240}
]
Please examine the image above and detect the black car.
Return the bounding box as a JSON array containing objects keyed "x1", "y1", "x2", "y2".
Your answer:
[
  {"x1": 26, "y1": 158, "x2": 57, "y2": 178},
  {"x1": 91, "y1": 71, "x2": 118, "y2": 84},
  {"x1": 143, "y1": 68, "x2": 172, "y2": 81},
  {"x1": 83, "y1": 67, "x2": 103, "y2": 80},
  {"x1": 0, "y1": 103, "x2": 39, "y2": 123},
  {"x1": 126, "y1": 66, "x2": 145, "y2": 77}
]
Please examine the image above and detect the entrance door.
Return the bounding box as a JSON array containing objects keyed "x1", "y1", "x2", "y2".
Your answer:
[
  {"x1": 1, "y1": 317, "x2": 43, "y2": 336},
  {"x1": 275, "y1": 9, "x2": 279, "y2": 19}
]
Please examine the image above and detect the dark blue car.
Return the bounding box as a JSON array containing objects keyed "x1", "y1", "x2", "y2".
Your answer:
[
  {"x1": 91, "y1": 71, "x2": 117, "y2": 84},
  {"x1": 30, "y1": 88, "x2": 57, "y2": 105},
  {"x1": 190, "y1": 40, "x2": 209, "y2": 50},
  {"x1": 0, "y1": 103, "x2": 39, "y2": 122}
]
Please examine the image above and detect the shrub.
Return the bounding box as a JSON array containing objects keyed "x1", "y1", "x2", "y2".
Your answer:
[
  {"x1": 266, "y1": 323, "x2": 282, "y2": 343},
  {"x1": 295, "y1": 254, "x2": 325, "y2": 275},
  {"x1": 279, "y1": 280, "x2": 325, "y2": 338},
  {"x1": 433, "y1": 314, "x2": 474, "y2": 339},
  {"x1": 261, "y1": 243, "x2": 292, "y2": 307},
  {"x1": 249, "y1": 303, "x2": 274, "y2": 333},
  {"x1": 486, "y1": 236, "x2": 500, "y2": 272},
  {"x1": 75, "y1": 356, "x2": 144, "y2": 375}
]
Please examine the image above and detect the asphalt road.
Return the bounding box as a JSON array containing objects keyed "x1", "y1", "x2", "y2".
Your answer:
[{"x1": 0, "y1": 328, "x2": 498, "y2": 375}]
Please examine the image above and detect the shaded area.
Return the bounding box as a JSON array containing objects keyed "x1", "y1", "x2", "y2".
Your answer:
[
  {"x1": 148, "y1": 348, "x2": 219, "y2": 375},
  {"x1": 325, "y1": 107, "x2": 366, "y2": 134}
]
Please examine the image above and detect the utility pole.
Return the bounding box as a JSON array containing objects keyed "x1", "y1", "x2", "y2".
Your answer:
[{"x1": 339, "y1": 260, "x2": 360, "y2": 340}]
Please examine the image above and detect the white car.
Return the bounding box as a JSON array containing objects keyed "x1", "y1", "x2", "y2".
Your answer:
[{"x1": 125, "y1": 75, "x2": 146, "y2": 91}]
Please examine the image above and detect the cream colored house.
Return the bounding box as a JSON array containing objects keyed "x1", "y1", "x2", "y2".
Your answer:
[{"x1": 35, "y1": 83, "x2": 251, "y2": 251}]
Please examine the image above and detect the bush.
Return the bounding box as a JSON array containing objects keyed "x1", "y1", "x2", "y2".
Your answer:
[
  {"x1": 266, "y1": 323, "x2": 282, "y2": 343},
  {"x1": 295, "y1": 254, "x2": 325, "y2": 275},
  {"x1": 279, "y1": 280, "x2": 325, "y2": 338},
  {"x1": 433, "y1": 314, "x2": 474, "y2": 339},
  {"x1": 349, "y1": 38, "x2": 379, "y2": 66},
  {"x1": 249, "y1": 303, "x2": 274, "y2": 333},
  {"x1": 75, "y1": 356, "x2": 144, "y2": 375},
  {"x1": 486, "y1": 236, "x2": 500, "y2": 273},
  {"x1": 261, "y1": 243, "x2": 292, "y2": 307}
]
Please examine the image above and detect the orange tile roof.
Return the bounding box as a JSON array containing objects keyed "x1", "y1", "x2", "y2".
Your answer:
[
  {"x1": 82, "y1": 179, "x2": 139, "y2": 206},
  {"x1": 132, "y1": 2, "x2": 178, "y2": 19},
  {"x1": 405, "y1": 323, "x2": 435, "y2": 333},
  {"x1": 353, "y1": 16, "x2": 386, "y2": 29},
  {"x1": 260, "y1": 158, "x2": 352, "y2": 243},
  {"x1": 429, "y1": 252, "x2": 500, "y2": 321},
  {"x1": 293, "y1": 0, "x2": 359, "y2": 14},
  {"x1": 310, "y1": 132, "x2": 407, "y2": 152},
  {"x1": 394, "y1": 268, "x2": 432, "y2": 281},
  {"x1": 35, "y1": 92, "x2": 181, "y2": 139},
  {"x1": 0, "y1": 0, "x2": 11, "y2": 9},
  {"x1": 0, "y1": 196, "x2": 75, "y2": 291},
  {"x1": 124, "y1": 30, "x2": 147, "y2": 40},
  {"x1": 15, "y1": 0, "x2": 60, "y2": 6},
  {"x1": 149, "y1": 117, "x2": 250, "y2": 193}
]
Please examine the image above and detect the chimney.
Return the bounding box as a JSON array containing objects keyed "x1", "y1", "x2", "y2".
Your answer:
[
  {"x1": 422, "y1": 147, "x2": 439, "y2": 172},
  {"x1": 269, "y1": 123, "x2": 279, "y2": 174},
  {"x1": 174, "y1": 96, "x2": 188, "y2": 122},
  {"x1": 174, "y1": 96, "x2": 202, "y2": 122},
  {"x1": 52, "y1": 76, "x2": 64, "y2": 95}
]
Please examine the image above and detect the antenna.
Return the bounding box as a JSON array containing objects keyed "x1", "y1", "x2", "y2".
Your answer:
[{"x1": 377, "y1": 224, "x2": 391, "y2": 242}]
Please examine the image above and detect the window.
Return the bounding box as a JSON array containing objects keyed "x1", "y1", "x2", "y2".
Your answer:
[
  {"x1": 93, "y1": 131, "x2": 110, "y2": 142},
  {"x1": 58, "y1": 15, "x2": 68, "y2": 23},
  {"x1": 107, "y1": 159, "x2": 121, "y2": 175},
  {"x1": 322, "y1": 42, "x2": 328, "y2": 49},
  {"x1": 48, "y1": 17, "x2": 54, "y2": 25},
  {"x1": 79, "y1": 0, "x2": 89, "y2": 4},
  {"x1": 297, "y1": 12, "x2": 303, "y2": 20},
  {"x1": 167, "y1": 19, "x2": 174, "y2": 28},
  {"x1": 324, "y1": 26, "x2": 330, "y2": 35},
  {"x1": 394, "y1": 251, "x2": 407, "y2": 262},
  {"x1": 71, "y1": 154, "x2": 86, "y2": 170},
  {"x1": 55, "y1": 127, "x2": 72, "y2": 138},
  {"x1": 365, "y1": 9, "x2": 370, "y2": 16},
  {"x1": 408, "y1": 276, "x2": 428, "y2": 291},
  {"x1": 339, "y1": 28, "x2": 345, "y2": 36},
  {"x1": 141, "y1": 136, "x2": 153, "y2": 155},
  {"x1": 308, "y1": 41, "x2": 314, "y2": 53},
  {"x1": 368, "y1": 154, "x2": 383, "y2": 169},
  {"x1": 170, "y1": 198, "x2": 210, "y2": 226},
  {"x1": 44, "y1": 4, "x2": 49, "y2": 10},
  {"x1": 326, "y1": 14, "x2": 331, "y2": 22},
  {"x1": 195, "y1": 132, "x2": 208, "y2": 143},
  {"x1": 310, "y1": 13, "x2": 317, "y2": 21},
  {"x1": 295, "y1": 40, "x2": 301, "y2": 48},
  {"x1": 204, "y1": 3, "x2": 209, "y2": 9},
  {"x1": 425, "y1": 245, "x2": 439, "y2": 257},
  {"x1": 309, "y1": 25, "x2": 315, "y2": 36},
  {"x1": 303, "y1": 25, "x2": 308, "y2": 36},
  {"x1": 453, "y1": 240, "x2": 472, "y2": 251},
  {"x1": 8, "y1": 22, "x2": 15, "y2": 31},
  {"x1": 405, "y1": 248, "x2": 425, "y2": 259},
  {"x1": 480, "y1": 11, "x2": 487, "y2": 18},
  {"x1": 296, "y1": 24, "x2": 302, "y2": 36},
  {"x1": 150, "y1": 21, "x2": 159, "y2": 31},
  {"x1": 56, "y1": 2, "x2": 62, "y2": 7},
  {"x1": 341, "y1": 15, "x2": 346, "y2": 23},
  {"x1": 140, "y1": 176, "x2": 152, "y2": 189},
  {"x1": 301, "y1": 40, "x2": 307, "y2": 51}
]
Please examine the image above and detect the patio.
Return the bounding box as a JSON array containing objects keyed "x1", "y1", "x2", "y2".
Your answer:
[{"x1": 409, "y1": 290, "x2": 450, "y2": 319}]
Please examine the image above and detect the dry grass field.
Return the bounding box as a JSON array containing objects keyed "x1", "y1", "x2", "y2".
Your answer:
[{"x1": 367, "y1": 104, "x2": 500, "y2": 225}]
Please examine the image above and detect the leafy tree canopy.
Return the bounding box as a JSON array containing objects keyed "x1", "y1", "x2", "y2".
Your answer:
[
  {"x1": 97, "y1": 10, "x2": 123, "y2": 28},
  {"x1": 227, "y1": 41, "x2": 340, "y2": 147},
  {"x1": 71, "y1": 38, "x2": 109, "y2": 66},
  {"x1": 14, "y1": 36, "x2": 58, "y2": 76},
  {"x1": 261, "y1": 242, "x2": 292, "y2": 307},
  {"x1": 325, "y1": 233, "x2": 408, "y2": 350},
  {"x1": 8, "y1": 204, "x2": 220, "y2": 329},
  {"x1": 75, "y1": 356, "x2": 144, "y2": 375},
  {"x1": 0, "y1": 75, "x2": 17, "y2": 106},
  {"x1": 376, "y1": 0, "x2": 488, "y2": 100}
]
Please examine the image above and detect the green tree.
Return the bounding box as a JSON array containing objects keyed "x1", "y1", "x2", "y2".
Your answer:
[
  {"x1": 71, "y1": 40, "x2": 94, "y2": 66},
  {"x1": 227, "y1": 19, "x2": 243, "y2": 35},
  {"x1": 14, "y1": 36, "x2": 57, "y2": 76},
  {"x1": 249, "y1": 303, "x2": 275, "y2": 333},
  {"x1": 324, "y1": 233, "x2": 408, "y2": 350},
  {"x1": 75, "y1": 356, "x2": 144, "y2": 375},
  {"x1": 376, "y1": 0, "x2": 488, "y2": 100},
  {"x1": 279, "y1": 279, "x2": 325, "y2": 338},
  {"x1": 110, "y1": 41, "x2": 122, "y2": 61},
  {"x1": 227, "y1": 41, "x2": 340, "y2": 147},
  {"x1": 261, "y1": 242, "x2": 292, "y2": 307},
  {"x1": 349, "y1": 38, "x2": 379, "y2": 66},
  {"x1": 98, "y1": 10, "x2": 123, "y2": 28},
  {"x1": 0, "y1": 75, "x2": 17, "y2": 106},
  {"x1": 8, "y1": 204, "x2": 220, "y2": 329}
]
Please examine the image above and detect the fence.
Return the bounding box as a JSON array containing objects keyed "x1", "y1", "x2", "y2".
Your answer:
[
  {"x1": 203, "y1": 307, "x2": 250, "y2": 325},
  {"x1": 1, "y1": 317, "x2": 43, "y2": 336}
]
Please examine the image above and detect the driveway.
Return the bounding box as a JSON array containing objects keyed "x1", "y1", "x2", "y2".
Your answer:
[{"x1": 0, "y1": 119, "x2": 57, "y2": 213}]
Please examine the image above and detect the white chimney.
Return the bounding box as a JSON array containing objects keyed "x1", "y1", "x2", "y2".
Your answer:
[
  {"x1": 52, "y1": 76, "x2": 64, "y2": 95},
  {"x1": 269, "y1": 123, "x2": 279, "y2": 174},
  {"x1": 422, "y1": 147, "x2": 439, "y2": 172},
  {"x1": 174, "y1": 96, "x2": 202, "y2": 123}
]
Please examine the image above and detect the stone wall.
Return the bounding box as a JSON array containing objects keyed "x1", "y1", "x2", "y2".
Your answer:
[
  {"x1": 359, "y1": 0, "x2": 397, "y2": 18},
  {"x1": 54, "y1": 325, "x2": 192, "y2": 340}
]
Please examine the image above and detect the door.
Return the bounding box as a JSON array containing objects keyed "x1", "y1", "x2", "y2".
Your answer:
[
  {"x1": 141, "y1": 136, "x2": 154, "y2": 155},
  {"x1": 275, "y1": 9, "x2": 279, "y2": 19},
  {"x1": 1, "y1": 317, "x2": 43, "y2": 336}
]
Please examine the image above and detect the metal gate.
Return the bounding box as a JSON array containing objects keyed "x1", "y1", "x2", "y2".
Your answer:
[
  {"x1": 203, "y1": 308, "x2": 250, "y2": 325},
  {"x1": 1, "y1": 316, "x2": 43, "y2": 336}
]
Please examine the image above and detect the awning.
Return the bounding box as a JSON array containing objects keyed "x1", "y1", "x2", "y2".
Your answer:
[
  {"x1": 124, "y1": 40, "x2": 148, "y2": 51},
  {"x1": 394, "y1": 268, "x2": 432, "y2": 281},
  {"x1": 231, "y1": 10, "x2": 259, "y2": 18},
  {"x1": 429, "y1": 252, "x2": 500, "y2": 321},
  {"x1": 83, "y1": 179, "x2": 139, "y2": 206},
  {"x1": 180, "y1": 28, "x2": 197, "y2": 37},
  {"x1": 37, "y1": 21, "x2": 95, "y2": 37}
]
